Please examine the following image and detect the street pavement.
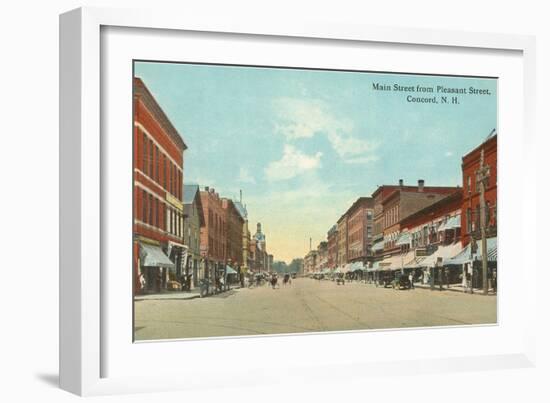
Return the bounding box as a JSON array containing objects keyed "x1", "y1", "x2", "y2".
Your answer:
[{"x1": 134, "y1": 277, "x2": 496, "y2": 341}]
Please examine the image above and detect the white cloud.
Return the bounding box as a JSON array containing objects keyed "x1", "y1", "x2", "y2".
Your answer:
[
  {"x1": 445, "y1": 151, "x2": 453, "y2": 157},
  {"x1": 238, "y1": 167, "x2": 256, "y2": 184},
  {"x1": 272, "y1": 97, "x2": 378, "y2": 162},
  {"x1": 265, "y1": 144, "x2": 322, "y2": 182},
  {"x1": 344, "y1": 155, "x2": 380, "y2": 164}
]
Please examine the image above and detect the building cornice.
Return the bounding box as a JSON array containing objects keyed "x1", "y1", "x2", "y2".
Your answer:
[{"x1": 134, "y1": 77, "x2": 187, "y2": 150}]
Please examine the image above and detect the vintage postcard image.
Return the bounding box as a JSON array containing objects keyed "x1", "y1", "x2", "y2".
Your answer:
[{"x1": 132, "y1": 62, "x2": 497, "y2": 341}]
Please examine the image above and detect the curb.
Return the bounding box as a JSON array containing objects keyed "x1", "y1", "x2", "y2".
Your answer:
[
  {"x1": 135, "y1": 286, "x2": 243, "y2": 301},
  {"x1": 413, "y1": 284, "x2": 496, "y2": 295}
]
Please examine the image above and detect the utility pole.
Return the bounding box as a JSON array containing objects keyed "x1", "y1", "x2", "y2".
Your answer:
[{"x1": 476, "y1": 148, "x2": 491, "y2": 295}]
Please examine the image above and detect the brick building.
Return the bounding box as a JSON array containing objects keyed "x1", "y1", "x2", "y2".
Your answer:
[
  {"x1": 377, "y1": 180, "x2": 459, "y2": 255},
  {"x1": 133, "y1": 77, "x2": 187, "y2": 294},
  {"x1": 371, "y1": 185, "x2": 402, "y2": 258},
  {"x1": 336, "y1": 214, "x2": 348, "y2": 267},
  {"x1": 344, "y1": 197, "x2": 374, "y2": 264},
  {"x1": 400, "y1": 190, "x2": 463, "y2": 248},
  {"x1": 222, "y1": 198, "x2": 244, "y2": 268},
  {"x1": 461, "y1": 133, "x2": 497, "y2": 246},
  {"x1": 327, "y1": 225, "x2": 338, "y2": 269},
  {"x1": 199, "y1": 187, "x2": 226, "y2": 280}
]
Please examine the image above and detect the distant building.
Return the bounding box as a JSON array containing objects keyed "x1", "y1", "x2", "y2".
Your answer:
[
  {"x1": 268, "y1": 254, "x2": 274, "y2": 272},
  {"x1": 317, "y1": 241, "x2": 328, "y2": 270},
  {"x1": 336, "y1": 214, "x2": 348, "y2": 267},
  {"x1": 344, "y1": 197, "x2": 374, "y2": 265},
  {"x1": 327, "y1": 225, "x2": 338, "y2": 269},
  {"x1": 222, "y1": 198, "x2": 244, "y2": 268},
  {"x1": 182, "y1": 184, "x2": 205, "y2": 288},
  {"x1": 304, "y1": 250, "x2": 318, "y2": 274},
  {"x1": 252, "y1": 222, "x2": 268, "y2": 273},
  {"x1": 233, "y1": 199, "x2": 251, "y2": 276},
  {"x1": 199, "y1": 187, "x2": 226, "y2": 281}
]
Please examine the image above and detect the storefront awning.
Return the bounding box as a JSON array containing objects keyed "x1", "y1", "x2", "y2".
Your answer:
[
  {"x1": 350, "y1": 262, "x2": 365, "y2": 272},
  {"x1": 439, "y1": 215, "x2": 461, "y2": 231},
  {"x1": 379, "y1": 252, "x2": 414, "y2": 271},
  {"x1": 405, "y1": 256, "x2": 426, "y2": 269},
  {"x1": 444, "y1": 237, "x2": 497, "y2": 265},
  {"x1": 395, "y1": 232, "x2": 411, "y2": 246},
  {"x1": 225, "y1": 265, "x2": 238, "y2": 274},
  {"x1": 367, "y1": 261, "x2": 380, "y2": 272},
  {"x1": 139, "y1": 243, "x2": 175, "y2": 268},
  {"x1": 420, "y1": 242, "x2": 463, "y2": 267},
  {"x1": 371, "y1": 240, "x2": 384, "y2": 252}
]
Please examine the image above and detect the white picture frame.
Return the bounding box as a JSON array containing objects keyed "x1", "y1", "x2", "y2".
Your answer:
[{"x1": 59, "y1": 7, "x2": 537, "y2": 396}]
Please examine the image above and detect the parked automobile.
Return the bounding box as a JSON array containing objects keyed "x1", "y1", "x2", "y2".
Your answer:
[
  {"x1": 392, "y1": 272, "x2": 411, "y2": 290},
  {"x1": 380, "y1": 270, "x2": 394, "y2": 288}
]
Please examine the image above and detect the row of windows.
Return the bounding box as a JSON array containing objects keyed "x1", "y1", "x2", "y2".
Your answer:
[
  {"x1": 466, "y1": 202, "x2": 497, "y2": 233},
  {"x1": 384, "y1": 205, "x2": 399, "y2": 229},
  {"x1": 207, "y1": 209, "x2": 226, "y2": 236},
  {"x1": 465, "y1": 167, "x2": 495, "y2": 194},
  {"x1": 139, "y1": 189, "x2": 184, "y2": 238},
  {"x1": 140, "y1": 130, "x2": 182, "y2": 200},
  {"x1": 208, "y1": 236, "x2": 226, "y2": 258}
]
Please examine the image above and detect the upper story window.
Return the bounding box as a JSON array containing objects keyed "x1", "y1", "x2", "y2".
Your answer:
[{"x1": 142, "y1": 132, "x2": 147, "y2": 173}]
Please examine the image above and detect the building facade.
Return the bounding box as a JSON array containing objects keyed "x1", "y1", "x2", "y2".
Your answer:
[
  {"x1": 251, "y1": 222, "x2": 268, "y2": 273},
  {"x1": 378, "y1": 180, "x2": 459, "y2": 256},
  {"x1": 233, "y1": 200, "x2": 250, "y2": 277},
  {"x1": 304, "y1": 250, "x2": 318, "y2": 274},
  {"x1": 133, "y1": 77, "x2": 187, "y2": 294},
  {"x1": 222, "y1": 198, "x2": 244, "y2": 268},
  {"x1": 317, "y1": 241, "x2": 328, "y2": 270},
  {"x1": 336, "y1": 215, "x2": 348, "y2": 266},
  {"x1": 400, "y1": 190, "x2": 463, "y2": 250},
  {"x1": 182, "y1": 184, "x2": 205, "y2": 288},
  {"x1": 199, "y1": 187, "x2": 226, "y2": 280},
  {"x1": 327, "y1": 225, "x2": 338, "y2": 269},
  {"x1": 461, "y1": 133, "x2": 497, "y2": 246},
  {"x1": 345, "y1": 197, "x2": 374, "y2": 264}
]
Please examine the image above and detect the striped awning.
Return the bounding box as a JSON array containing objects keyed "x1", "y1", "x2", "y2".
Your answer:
[
  {"x1": 443, "y1": 237, "x2": 497, "y2": 265},
  {"x1": 420, "y1": 242, "x2": 463, "y2": 267}
]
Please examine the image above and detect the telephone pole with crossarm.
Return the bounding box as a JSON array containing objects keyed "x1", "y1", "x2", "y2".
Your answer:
[{"x1": 476, "y1": 148, "x2": 491, "y2": 295}]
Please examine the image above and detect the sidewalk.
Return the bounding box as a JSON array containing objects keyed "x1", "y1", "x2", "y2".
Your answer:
[
  {"x1": 352, "y1": 280, "x2": 496, "y2": 296},
  {"x1": 412, "y1": 282, "x2": 497, "y2": 296},
  {"x1": 134, "y1": 285, "x2": 242, "y2": 301}
]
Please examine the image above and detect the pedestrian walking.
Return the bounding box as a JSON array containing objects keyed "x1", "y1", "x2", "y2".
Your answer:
[{"x1": 408, "y1": 271, "x2": 414, "y2": 289}]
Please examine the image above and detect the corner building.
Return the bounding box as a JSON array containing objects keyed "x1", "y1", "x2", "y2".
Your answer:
[{"x1": 133, "y1": 77, "x2": 187, "y2": 294}]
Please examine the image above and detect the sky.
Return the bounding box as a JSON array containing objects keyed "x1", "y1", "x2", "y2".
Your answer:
[{"x1": 134, "y1": 61, "x2": 497, "y2": 263}]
